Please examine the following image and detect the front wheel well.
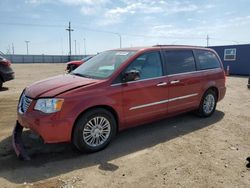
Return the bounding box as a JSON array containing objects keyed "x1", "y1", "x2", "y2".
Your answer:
[{"x1": 71, "y1": 105, "x2": 119, "y2": 141}]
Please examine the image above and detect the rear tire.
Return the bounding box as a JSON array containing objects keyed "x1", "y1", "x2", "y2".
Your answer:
[
  {"x1": 197, "y1": 89, "x2": 217, "y2": 117},
  {"x1": 0, "y1": 80, "x2": 3, "y2": 89},
  {"x1": 72, "y1": 108, "x2": 117, "y2": 153}
]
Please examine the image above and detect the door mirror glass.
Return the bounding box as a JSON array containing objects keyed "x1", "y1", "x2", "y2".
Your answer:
[{"x1": 122, "y1": 70, "x2": 140, "y2": 82}]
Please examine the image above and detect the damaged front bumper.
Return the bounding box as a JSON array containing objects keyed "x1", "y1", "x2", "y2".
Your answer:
[{"x1": 12, "y1": 121, "x2": 31, "y2": 160}]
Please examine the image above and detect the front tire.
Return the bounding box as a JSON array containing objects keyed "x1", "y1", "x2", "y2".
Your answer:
[
  {"x1": 72, "y1": 108, "x2": 117, "y2": 153},
  {"x1": 198, "y1": 89, "x2": 217, "y2": 117}
]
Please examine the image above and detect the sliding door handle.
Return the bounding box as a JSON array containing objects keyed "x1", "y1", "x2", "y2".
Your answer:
[{"x1": 170, "y1": 80, "x2": 180, "y2": 84}]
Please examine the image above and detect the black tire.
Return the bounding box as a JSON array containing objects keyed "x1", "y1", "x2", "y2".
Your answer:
[
  {"x1": 72, "y1": 108, "x2": 117, "y2": 153},
  {"x1": 197, "y1": 89, "x2": 217, "y2": 117},
  {"x1": 0, "y1": 80, "x2": 2, "y2": 89}
]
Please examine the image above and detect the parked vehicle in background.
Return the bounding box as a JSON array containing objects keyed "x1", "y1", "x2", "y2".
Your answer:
[
  {"x1": 14, "y1": 45, "x2": 226, "y2": 160},
  {"x1": 0, "y1": 55, "x2": 15, "y2": 89},
  {"x1": 66, "y1": 56, "x2": 93, "y2": 73}
]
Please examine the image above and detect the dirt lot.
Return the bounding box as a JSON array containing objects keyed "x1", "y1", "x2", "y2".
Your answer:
[{"x1": 0, "y1": 64, "x2": 249, "y2": 188}]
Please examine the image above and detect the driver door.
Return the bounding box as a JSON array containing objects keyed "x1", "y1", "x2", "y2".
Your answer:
[{"x1": 121, "y1": 51, "x2": 169, "y2": 127}]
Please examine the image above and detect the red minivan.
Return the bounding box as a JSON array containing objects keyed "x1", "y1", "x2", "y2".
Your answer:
[{"x1": 13, "y1": 45, "x2": 226, "y2": 160}]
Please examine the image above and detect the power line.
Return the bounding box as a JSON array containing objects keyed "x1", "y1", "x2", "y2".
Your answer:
[
  {"x1": 1, "y1": 21, "x2": 249, "y2": 48},
  {"x1": 209, "y1": 37, "x2": 248, "y2": 44},
  {"x1": 0, "y1": 22, "x2": 64, "y2": 28},
  {"x1": 0, "y1": 21, "x2": 204, "y2": 40}
]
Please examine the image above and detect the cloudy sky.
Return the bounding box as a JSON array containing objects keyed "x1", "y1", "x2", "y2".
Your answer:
[{"x1": 0, "y1": 0, "x2": 250, "y2": 55}]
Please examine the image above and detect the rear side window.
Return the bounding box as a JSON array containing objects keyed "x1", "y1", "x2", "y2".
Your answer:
[
  {"x1": 195, "y1": 50, "x2": 221, "y2": 70},
  {"x1": 164, "y1": 50, "x2": 196, "y2": 75}
]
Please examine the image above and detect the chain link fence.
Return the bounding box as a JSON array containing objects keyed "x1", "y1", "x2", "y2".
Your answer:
[{"x1": 1, "y1": 54, "x2": 88, "y2": 63}]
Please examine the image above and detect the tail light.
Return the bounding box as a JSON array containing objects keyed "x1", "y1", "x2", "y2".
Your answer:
[{"x1": 223, "y1": 69, "x2": 226, "y2": 84}]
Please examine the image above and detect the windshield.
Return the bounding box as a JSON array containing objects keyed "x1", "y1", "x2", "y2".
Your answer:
[{"x1": 72, "y1": 50, "x2": 136, "y2": 79}]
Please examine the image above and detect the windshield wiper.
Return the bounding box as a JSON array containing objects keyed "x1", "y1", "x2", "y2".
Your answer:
[{"x1": 72, "y1": 72, "x2": 92, "y2": 78}]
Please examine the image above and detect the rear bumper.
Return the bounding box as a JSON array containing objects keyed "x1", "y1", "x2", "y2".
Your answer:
[
  {"x1": 0, "y1": 66, "x2": 15, "y2": 82},
  {"x1": 2, "y1": 71, "x2": 15, "y2": 82},
  {"x1": 218, "y1": 86, "x2": 226, "y2": 101}
]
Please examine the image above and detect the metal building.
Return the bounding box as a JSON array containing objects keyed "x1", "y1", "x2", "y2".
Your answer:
[{"x1": 210, "y1": 44, "x2": 250, "y2": 75}]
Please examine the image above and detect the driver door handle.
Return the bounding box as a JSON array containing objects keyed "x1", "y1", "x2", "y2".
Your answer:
[{"x1": 156, "y1": 82, "x2": 167, "y2": 87}]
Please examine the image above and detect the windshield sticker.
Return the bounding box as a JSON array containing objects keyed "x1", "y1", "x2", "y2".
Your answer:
[{"x1": 116, "y1": 52, "x2": 129, "y2": 56}]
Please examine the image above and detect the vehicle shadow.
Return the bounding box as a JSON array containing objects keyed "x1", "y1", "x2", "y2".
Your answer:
[
  {"x1": 0, "y1": 87, "x2": 9, "y2": 92},
  {"x1": 0, "y1": 110, "x2": 224, "y2": 183}
]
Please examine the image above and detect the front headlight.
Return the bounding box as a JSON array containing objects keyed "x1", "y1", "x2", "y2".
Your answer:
[{"x1": 34, "y1": 98, "x2": 64, "y2": 113}]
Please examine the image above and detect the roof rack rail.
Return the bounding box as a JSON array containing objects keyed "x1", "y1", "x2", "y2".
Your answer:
[{"x1": 152, "y1": 44, "x2": 202, "y2": 47}]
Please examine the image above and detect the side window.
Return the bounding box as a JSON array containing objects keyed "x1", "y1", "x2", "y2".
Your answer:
[
  {"x1": 125, "y1": 52, "x2": 163, "y2": 80},
  {"x1": 164, "y1": 50, "x2": 196, "y2": 75},
  {"x1": 195, "y1": 50, "x2": 221, "y2": 70}
]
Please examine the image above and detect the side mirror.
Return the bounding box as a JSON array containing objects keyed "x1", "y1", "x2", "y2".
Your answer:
[{"x1": 122, "y1": 70, "x2": 140, "y2": 82}]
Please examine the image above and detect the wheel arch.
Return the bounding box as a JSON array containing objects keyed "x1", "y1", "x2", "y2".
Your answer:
[
  {"x1": 71, "y1": 105, "x2": 119, "y2": 141},
  {"x1": 205, "y1": 86, "x2": 219, "y2": 100}
]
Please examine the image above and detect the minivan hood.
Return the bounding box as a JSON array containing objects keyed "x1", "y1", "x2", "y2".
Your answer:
[{"x1": 25, "y1": 74, "x2": 97, "y2": 98}]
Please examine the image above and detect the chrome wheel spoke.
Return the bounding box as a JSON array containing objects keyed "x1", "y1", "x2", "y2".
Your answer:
[
  {"x1": 84, "y1": 134, "x2": 92, "y2": 141},
  {"x1": 203, "y1": 94, "x2": 215, "y2": 114},
  {"x1": 102, "y1": 129, "x2": 110, "y2": 133},
  {"x1": 100, "y1": 134, "x2": 106, "y2": 141},
  {"x1": 87, "y1": 121, "x2": 94, "y2": 128},
  {"x1": 102, "y1": 123, "x2": 109, "y2": 129},
  {"x1": 100, "y1": 117, "x2": 105, "y2": 126},
  {"x1": 95, "y1": 136, "x2": 100, "y2": 145},
  {"x1": 83, "y1": 128, "x2": 91, "y2": 132},
  {"x1": 83, "y1": 116, "x2": 111, "y2": 147}
]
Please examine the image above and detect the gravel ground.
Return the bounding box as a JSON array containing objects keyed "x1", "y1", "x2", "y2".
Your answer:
[{"x1": 0, "y1": 64, "x2": 249, "y2": 188}]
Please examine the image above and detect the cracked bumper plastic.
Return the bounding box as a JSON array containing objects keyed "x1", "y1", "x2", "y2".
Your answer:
[{"x1": 12, "y1": 121, "x2": 31, "y2": 160}]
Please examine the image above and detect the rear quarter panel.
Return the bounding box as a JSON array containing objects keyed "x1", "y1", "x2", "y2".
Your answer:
[{"x1": 199, "y1": 68, "x2": 226, "y2": 102}]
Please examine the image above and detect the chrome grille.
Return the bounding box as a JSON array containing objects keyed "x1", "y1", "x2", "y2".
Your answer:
[{"x1": 19, "y1": 94, "x2": 32, "y2": 113}]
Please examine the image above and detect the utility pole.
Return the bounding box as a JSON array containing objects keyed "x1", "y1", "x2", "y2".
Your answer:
[
  {"x1": 74, "y1": 40, "x2": 77, "y2": 55},
  {"x1": 78, "y1": 42, "x2": 80, "y2": 55},
  {"x1": 115, "y1": 33, "x2": 122, "y2": 48},
  {"x1": 66, "y1": 22, "x2": 74, "y2": 57},
  {"x1": 83, "y1": 38, "x2": 86, "y2": 55},
  {"x1": 206, "y1": 34, "x2": 210, "y2": 47},
  {"x1": 25, "y1": 41, "x2": 30, "y2": 55},
  {"x1": 7, "y1": 45, "x2": 11, "y2": 54},
  {"x1": 12, "y1": 43, "x2": 15, "y2": 54},
  {"x1": 119, "y1": 34, "x2": 122, "y2": 48}
]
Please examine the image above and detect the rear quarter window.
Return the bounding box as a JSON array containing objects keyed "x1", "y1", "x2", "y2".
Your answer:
[{"x1": 194, "y1": 50, "x2": 221, "y2": 70}]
